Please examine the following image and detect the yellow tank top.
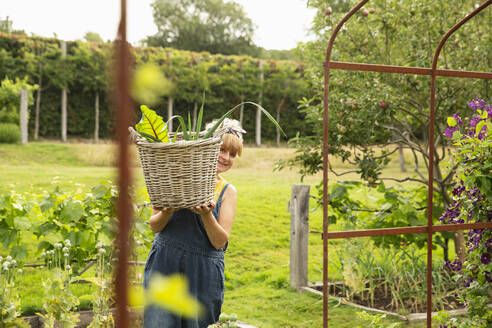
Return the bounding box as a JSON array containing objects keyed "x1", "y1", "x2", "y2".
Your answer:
[{"x1": 214, "y1": 176, "x2": 228, "y2": 203}]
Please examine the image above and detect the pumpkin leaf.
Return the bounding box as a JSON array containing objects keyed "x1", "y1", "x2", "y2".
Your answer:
[{"x1": 135, "y1": 105, "x2": 169, "y2": 142}]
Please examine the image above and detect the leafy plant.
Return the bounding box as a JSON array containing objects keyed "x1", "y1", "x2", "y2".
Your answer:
[
  {"x1": 0, "y1": 123, "x2": 20, "y2": 144},
  {"x1": 85, "y1": 242, "x2": 114, "y2": 328},
  {"x1": 356, "y1": 311, "x2": 401, "y2": 328},
  {"x1": 207, "y1": 313, "x2": 240, "y2": 328},
  {"x1": 135, "y1": 105, "x2": 169, "y2": 142},
  {"x1": 135, "y1": 100, "x2": 285, "y2": 142},
  {"x1": 438, "y1": 98, "x2": 492, "y2": 328},
  {"x1": 0, "y1": 255, "x2": 29, "y2": 328},
  {"x1": 38, "y1": 240, "x2": 80, "y2": 328}
]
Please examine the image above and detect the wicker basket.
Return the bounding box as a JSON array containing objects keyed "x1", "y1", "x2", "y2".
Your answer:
[{"x1": 129, "y1": 127, "x2": 223, "y2": 208}]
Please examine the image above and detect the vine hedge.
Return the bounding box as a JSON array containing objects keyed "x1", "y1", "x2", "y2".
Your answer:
[{"x1": 0, "y1": 33, "x2": 309, "y2": 142}]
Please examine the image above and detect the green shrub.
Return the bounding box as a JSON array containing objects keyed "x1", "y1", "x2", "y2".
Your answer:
[{"x1": 0, "y1": 123, "x2": 20, "y2": 143}]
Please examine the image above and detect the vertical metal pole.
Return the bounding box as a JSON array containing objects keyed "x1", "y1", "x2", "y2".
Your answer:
[
  {"x1": 427, "y1": 2, "x2": 491, "y2": 326},
  {"x1": 115, "y1": 0, "x2": 132, "y2": 327},
  {"x1": 323, "y1": 2, "x2": 370, "y2": 327}
]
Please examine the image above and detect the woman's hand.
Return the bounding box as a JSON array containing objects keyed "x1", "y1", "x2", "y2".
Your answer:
[
  {"x1": 188, "y1": 201, "x2": 216, "y2": 216},
  {"x1": 153, "y1": 207, "x2": 175, "y2": 216},
  {"x1": 149, "y1": 207, "x2": 176, "y2": 233}
]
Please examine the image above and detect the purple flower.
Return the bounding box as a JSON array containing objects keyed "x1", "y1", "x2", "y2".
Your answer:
[
  {"x1": 481, "y1": 252, "x2": 491, "y2": 264},
  {"x1": 439, "y1": 201, "x2": 462, "y2": 224},
  {"x1": 469, "y1": 116, "x2": 480, "y2": 128},
  {"x1": 444, "y1": 259, "x2": 462, "y2": 272},
  {"x1": 485, "y1": 271, "x2": 492, "y2": 283},
  {"x1": 486, "y1": 104, "x2": 492, "y2": 118},
  {"x1": 462, "y1": 277, "x2": 473, "y2": 287},
  {"x1": 452, "y1": 113, "x2": 463, "y2": 125},
  {"x1": 485, "y1": 238, "x2": 492, "y2": 252},
  {"x1": 445, "y1": 126, "x2": 459, "y2": 139},
  {"x1": 452, "y1": 184, "x2": 465, "y2": 197},
  {"x1": 468, "y1": 98, "x2": 486, "y2": 110}
]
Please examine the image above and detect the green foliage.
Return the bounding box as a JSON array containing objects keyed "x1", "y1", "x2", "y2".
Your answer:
[
  {"x1": 0, "y1": 17, "x2": 13, "y2": 34},
  {"x1": 289, "y1": 0, "x2": 491, "y2": 181},
  {"x1": 0, "y1": 34, "x2": 307, "y2": 142},
  {"x1": 135, "y1": 105, "x2": 170, "y2": 142},
  {"x1": 0, "y1": 256, "x2": 29, "y2": 328},
  {"x1": 147, "y1": 0, "x2": 258, "y2": 56},
  {"x1": 38, "y1": 268, "x2": 80, "y2": 328},
  {"x1": 0, "y1": 183, "x2": 154, "y2": 274},
  {"x1": 208, "y1": 312, "x2": 240, "y2": 328},
  {"x1": 85, "y1": 243, "x2": 114, "y2": 328},
  {"x1": 83, "y1": 32, "x2": 104, "y2": 44},
  {"x1": 356, "y1": 311, "x2": 401, "y2": 328},
  {"x1": 336, "y1": 239, "x2": 457, "y2": 314},
  {"x1": 137, "y1": 100, "x2": 285, "y2": 142},
  {"x1": 0, "y1": 123, "x2": 20, "y2": 143},
  {"x1": 0, "y1": 76, "x2": 37, "y2": 124},
  {"x1": 316, "y1": 180, "x2": 448, "y2": 251},
  {"x1": 438, "y1": 99, "x2": 492, "y2": 328}
]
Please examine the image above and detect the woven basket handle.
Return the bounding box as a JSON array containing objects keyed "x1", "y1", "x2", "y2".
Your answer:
[{"x1": 128, "y1": 127, "x2": 142, "y2": 143}]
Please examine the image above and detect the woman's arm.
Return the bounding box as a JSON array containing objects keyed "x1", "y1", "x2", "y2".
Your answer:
[
  {"x1": 149, "y1": 207, "x2": 175, "y2": 233},
  {"x1": 191, "y1": 185, "x2": 237, "y2": 250}
]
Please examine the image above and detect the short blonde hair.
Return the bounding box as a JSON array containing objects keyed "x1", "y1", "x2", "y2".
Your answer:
[{"x1": 221, "y1": 133, "x2": 243, "y2": 157}]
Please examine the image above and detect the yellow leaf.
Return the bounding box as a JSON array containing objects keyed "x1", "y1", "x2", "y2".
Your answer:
[
  {"x1": 447, "y1": 116, "x2": 457, "y2": 127},
  {"x1": 131, "y1": 63, "x2": 174, "y2": 105},
  {"x1": 146, "y1": 273, "x2": 203, "y2": 318},
  {"x1": 128, "y1": 286, "x2": 144, "y2": 307}
]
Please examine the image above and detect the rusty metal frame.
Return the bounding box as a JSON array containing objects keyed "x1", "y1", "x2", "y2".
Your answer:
[
  {"x1": 115, "y1": 1, "x2": 132, "y2": 328},
  {"x1": 323, "y1": 1, "x2": 492, "y2": 328}
]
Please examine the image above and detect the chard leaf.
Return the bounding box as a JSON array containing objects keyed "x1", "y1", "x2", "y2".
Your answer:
[{"x1": 135, "y1": 105, "x2": 169, "y2": 142}]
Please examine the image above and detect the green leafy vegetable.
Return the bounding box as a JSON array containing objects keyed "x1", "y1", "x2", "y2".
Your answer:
[
  {"x1": 194, "y1": 93, "x2": 205, "y2": 141},
  {"x1": 135, "y1": 105, "x2": 169, "y2": 142}
]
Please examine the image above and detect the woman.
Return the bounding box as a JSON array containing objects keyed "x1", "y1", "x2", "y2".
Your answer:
[{"x1": 143, "y1": 120, "x2": 244, "y2": 328}]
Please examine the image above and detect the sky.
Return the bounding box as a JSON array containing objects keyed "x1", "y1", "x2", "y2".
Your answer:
[{"x1": 0, "y1": 0, "x2": 316, "y2": 50}]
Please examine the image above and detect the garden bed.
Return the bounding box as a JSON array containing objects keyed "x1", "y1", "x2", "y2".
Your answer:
[
  {"x1": 21, "y1": 308, "x2": 257, "y2": 328},
  {"x1": 303, "y1": 282, "x2": 467, "y2": 322}
]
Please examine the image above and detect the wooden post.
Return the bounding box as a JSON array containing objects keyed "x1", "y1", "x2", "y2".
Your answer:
[
  {"x1": 19, "y1": 89, "x2": 28, "y2": 144},
  {"x1": 61, "y1": 40, "x2": 67, "y2": 142},
  {"x1": 167, "y1": 96, "x2": 173, "y2": 132},
  {"x1": 94, "y1": 92, "x2": 99, "y2": 142},
  {"x1": 289, "y1": 184, "x2": 310, "y2": 290},
  {"x1": 255, "y1": 61, "x2": 264, "y2": 146}
]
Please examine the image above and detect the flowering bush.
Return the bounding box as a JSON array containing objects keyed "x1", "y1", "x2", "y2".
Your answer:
[{"x1": 438, "y1": 98, "x2": 492, "y2": 328}]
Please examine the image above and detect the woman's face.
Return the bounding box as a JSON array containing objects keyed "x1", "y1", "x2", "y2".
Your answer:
[{"x1": 217, "y1": 145, "x2": 236, "y2": 174}]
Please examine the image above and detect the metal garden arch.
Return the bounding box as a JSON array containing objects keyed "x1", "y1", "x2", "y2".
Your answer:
[{"x1": 322, "y1": 1, "x2": 492, "y2": 327}]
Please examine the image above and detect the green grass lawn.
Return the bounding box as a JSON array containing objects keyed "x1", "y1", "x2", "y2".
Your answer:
[{"x1": 0, "y1": 142, "x2": 447, "y2": 327}]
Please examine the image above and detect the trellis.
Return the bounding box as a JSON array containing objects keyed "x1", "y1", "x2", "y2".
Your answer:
[
  {"x1": 110, "y1": 1, "x2": 492, "y2": 328},
  {"x1": 322, "y1": 1, "x2": 492, "y2": 327}
]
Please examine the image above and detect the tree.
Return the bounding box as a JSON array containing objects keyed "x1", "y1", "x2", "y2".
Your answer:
[
  {"x1": 287, "y1": 0, "x2": 491, "y2": 261},
  {"x1": 0, "y1": 16, "x2": 12, "y2": 34},
  {"x1": 146, "y1": 0, "x2": 259, "y2": 56},
  {"x1": 84, "y1": 32, "x2": 104, "y2": 43},
  {"x1": 72, "y1": 42, "x2": 109, "y2": 142},
  {"x1": 264, "y1": 61, "x2": 305, "y2": 145}
]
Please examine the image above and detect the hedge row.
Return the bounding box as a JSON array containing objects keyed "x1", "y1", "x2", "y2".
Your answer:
[{"x1": 0, "y1": 34, "x2": 310, "y2": 142}]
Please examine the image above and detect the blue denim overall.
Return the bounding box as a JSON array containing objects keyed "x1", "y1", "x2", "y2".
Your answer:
[{"x1": 143, "y1": 184, "x2": 229, "y2": 328}]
